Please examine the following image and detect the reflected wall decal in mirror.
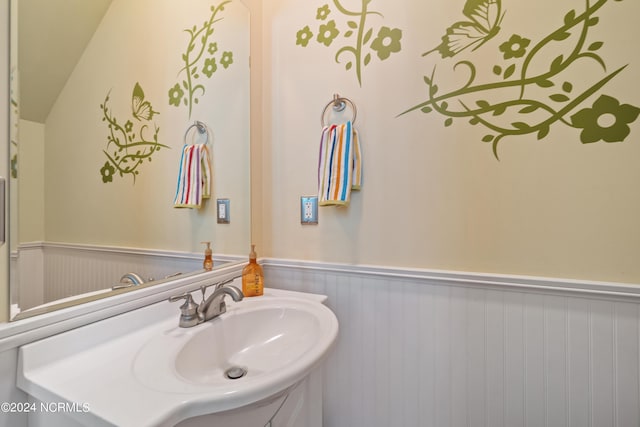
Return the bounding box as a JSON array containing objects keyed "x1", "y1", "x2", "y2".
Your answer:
[
  {"x1": 10, "y1": 67, "x2": 18, "y2": 179},
  {"x1": 100, "y1": 82, "x2": 165, "y2": 183},
  {"x1": 170, "y1": 1, "x2": 236, "y2": 119},
  {"x1": 9, "y1": 0, "x2": 251, "y2": 320}
]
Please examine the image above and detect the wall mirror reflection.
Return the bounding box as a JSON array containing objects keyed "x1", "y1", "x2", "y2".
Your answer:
[{"x1": 9, "y1": 0, "x2": 251, "y2": 320}]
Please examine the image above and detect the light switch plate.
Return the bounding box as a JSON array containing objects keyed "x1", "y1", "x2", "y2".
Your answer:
[
  {"x1": 301, "y1": 196, "x2": 318, "y2": 224},
  {"x1": 217, "y1": 199, "x2": 230, "y2": 224}
]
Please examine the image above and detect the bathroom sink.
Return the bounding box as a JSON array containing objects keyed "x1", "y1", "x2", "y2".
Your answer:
[
  {"x1": 132, "y1": 295, "x2": 338, "y2": 407},
  {"x1": 175, "y1": 303, "x2": 322, "y2": 384},
  {"x1": 18, "y1": 288, "x2": 338, "y2": 426}
]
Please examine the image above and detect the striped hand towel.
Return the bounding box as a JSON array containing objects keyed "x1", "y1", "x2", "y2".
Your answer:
[
  {"x1": 173, "y1": 144, "x2": 211, "y2": 208},
  {"x1": 318, "y1": 121, "x2": 362, "y2": 206}
]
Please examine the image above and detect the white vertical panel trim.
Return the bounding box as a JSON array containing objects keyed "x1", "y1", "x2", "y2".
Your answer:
[
  {"x1": 483, "y1": 291, "x2": 488, "y2": 427},
  {"x1": 589, "y1": 303, "x2": 593, "y2": 427},
  {"x1": 503, "y1": 292, "x2": 508, "y2": 427},
  {"x1": 262, "y1": 260, "x2": 640, "y2": 427},
  {"x1": 610, "y1": 302, "x2": 616, "y2": 427},
  {"x1": 565, "y1": 300, "x2": 569, "y2": 426},
  {"x1": 543, "y1": 298, "x2": 550, "y2": 427}
]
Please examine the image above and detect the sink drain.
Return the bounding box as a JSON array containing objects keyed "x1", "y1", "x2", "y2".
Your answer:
[{"x1": 224, "y1": 366, "x2": 247, "y2": 380}]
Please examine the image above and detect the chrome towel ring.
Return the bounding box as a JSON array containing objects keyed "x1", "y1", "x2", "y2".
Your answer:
[
  {"x1": 183, "y1": 120, "x2": 209, "y2": 145},
  {"x1": 321, "y1": 94, "x2": 357, "y2": 127}
]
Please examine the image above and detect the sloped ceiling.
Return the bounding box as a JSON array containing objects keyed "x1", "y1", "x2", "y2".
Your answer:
[{"x1": 18, "y1": 0, "x2": 113, "y2": 123}]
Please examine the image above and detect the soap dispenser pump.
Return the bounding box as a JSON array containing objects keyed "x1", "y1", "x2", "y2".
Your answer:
[{"x1": 201, "y1": 241, "x2": 213, "y2": 271}]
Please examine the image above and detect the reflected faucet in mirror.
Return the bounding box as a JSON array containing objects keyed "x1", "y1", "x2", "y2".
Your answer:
[{"x1": 111, "y1": 272, "x2": 146, "y2": 290}]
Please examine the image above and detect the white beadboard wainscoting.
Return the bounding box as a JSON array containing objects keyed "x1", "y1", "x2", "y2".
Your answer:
[
  {"x1": 14, "y1": 242, "x2": 240, "y2": 310},
  {"x1": 262, "y1": 259, "x2": 640, "y2": 427}
]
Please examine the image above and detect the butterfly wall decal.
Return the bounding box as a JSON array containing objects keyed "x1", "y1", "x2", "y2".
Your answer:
[
  {"x1": 423, "y1": 0, "x2": 505, "y2": 58},
  {"x1": 131, "y1": 82, "x2": 159, "y2": 121}
]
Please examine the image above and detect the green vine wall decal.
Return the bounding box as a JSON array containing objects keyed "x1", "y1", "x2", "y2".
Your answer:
[
  {"x1": 99, "y1": 83, "x2": 167, "y2": 183},
  {"x1": 402, "y1": 0, "x2": 639, "y2": 159},
  {"x1": 169, "y1": 1, "x2": 235, "y2": 118},
  {"x1": 296, "y1": 1, "x2": 403, "y2": 86}
]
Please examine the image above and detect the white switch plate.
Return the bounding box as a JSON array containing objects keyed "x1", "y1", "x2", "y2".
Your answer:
[
  {"x1": 300, "y1": 196, "x2": 318, "y2": 224},
  {"x1": 217, "y1": 199, "x2": 230, "y2": 224}
]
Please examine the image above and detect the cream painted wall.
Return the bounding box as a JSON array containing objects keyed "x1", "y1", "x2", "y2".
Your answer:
[
  {"x1": 17, "y1": 120, "x2": 43, "y2": 242},
  {"x1": 41, "y1": 0, "x2": 250, "y2": 255},
  {"x1": 256, "y1": 0, "x2": 640, "y2": 284}
]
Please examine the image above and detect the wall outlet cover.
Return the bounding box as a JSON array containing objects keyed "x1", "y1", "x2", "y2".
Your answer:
[
  {"x1": 217, "y1": 199, "x2": 230, "y2": 224},
  {"x1": 301, "y1": 196, "x2": 318, "y2": 224}
]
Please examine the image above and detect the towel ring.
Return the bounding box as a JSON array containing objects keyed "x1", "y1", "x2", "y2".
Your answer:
[
  {"x1": 321, "y1": 94, "x2": 357, "y2": 127},
  {"x1": 183, "y1": 120, "x2": 209, "y2": 145}
]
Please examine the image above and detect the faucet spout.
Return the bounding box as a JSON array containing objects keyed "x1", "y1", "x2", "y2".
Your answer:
[{"x1": 197, "y1": 284, "x2": 244, "y2": 322}]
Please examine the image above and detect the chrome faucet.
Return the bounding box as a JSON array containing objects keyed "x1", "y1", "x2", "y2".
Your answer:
[
  {"x1": 197, "y1": 281, "x2": 244, "y2": 322},
  {"x1": 169, "y1": 277, "x2": 243, "y2": 327},
  {"x1": 112, "y1": 272, "x2": 146, "y2": 290}
]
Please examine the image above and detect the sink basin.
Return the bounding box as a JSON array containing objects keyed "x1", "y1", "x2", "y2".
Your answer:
[
  {"x1": 132, "y1": 295, "x2": 339, "y2": 409},
  {"x1": 175, "y1": 303, "x2": 322, "y2": 384}
]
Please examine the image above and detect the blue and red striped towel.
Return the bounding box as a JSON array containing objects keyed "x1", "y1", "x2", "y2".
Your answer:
[
  {"x1": 173, "y1": 144, "x2": 211, "y2": 208},
  {"x1": 318, "y1": 121, "x2": 362, "y2": 206}
]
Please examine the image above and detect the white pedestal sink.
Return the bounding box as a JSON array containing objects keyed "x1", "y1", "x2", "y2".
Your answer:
[{"x1": 17, "y1": 287, "x2": 339, "y2": 427}]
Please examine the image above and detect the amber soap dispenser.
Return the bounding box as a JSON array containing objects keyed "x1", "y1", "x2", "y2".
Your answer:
[
  {"x1": 201, "y1": 241, "x2": 213, "y2": 271},
  {"x1": 242, "y1": 244, "x2": 264, "y2": 297}
]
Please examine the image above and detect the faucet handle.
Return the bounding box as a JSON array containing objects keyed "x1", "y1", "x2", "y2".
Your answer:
[
  {"x1": 199, "y1": 277, "x2": 237, "y2": 298},
  {"x1": 169, "y1": 293, "x2": 197, "y2": 310},
  {"x1": 168, "y1": 293, "x2": 199, "y2": 327}
]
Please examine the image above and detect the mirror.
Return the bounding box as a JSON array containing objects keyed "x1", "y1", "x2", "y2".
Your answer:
[{"x1": 9, "y1": 0, "x2": 251, "y2": 320}]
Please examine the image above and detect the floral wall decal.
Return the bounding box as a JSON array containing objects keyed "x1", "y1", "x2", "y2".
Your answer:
[
  {"x1": 99, "y1": 83, "x2": 168, "y2": 183},
  {"x1": 296, "y1": 0, "x2": 403, "y2": 86},
  {"x1": 169, "y1": 1, "x2": 235, "y2": 118},
  {"x1": 402, "y1": 0, "x2": 639, "y2": 159}
]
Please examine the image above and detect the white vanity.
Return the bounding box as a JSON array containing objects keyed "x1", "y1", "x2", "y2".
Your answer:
[{"x1": 17, "y1": 286, "x2": 338, "y2": 427}]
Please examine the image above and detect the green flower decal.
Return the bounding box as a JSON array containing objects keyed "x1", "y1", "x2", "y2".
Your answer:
[
  {"x1": 203, "y1": 57, "x2": 218, "y2": 78},
  {"x1": 371, "y1": 26, "x2": 402, "y2": 60},
  {"x1": 296, "y1": 26, "x2": 314, "y2": 47},
  {"x1": 100, "y1": 161, "x2": 115, "y2": 183},
  {"x1": 168, "y1": 84, "x2": 184, "y2": 107},
  {"x1": 169, "y1": 1, "x2": 235, "y2": 118},
  {"x1": 100, "y1": 83, "x2": 169, "y2": 184},
  {"x1": 402, "y1": 0, "x2": 639, "y2": 159},
  {"x1": 220, "y1": 51, "x2": 234, "y2": 69},
  {"x1": 317, "y1": 20, "x2": 340, "y2": 47},
  {"x1": 571, "y1": 95, "x2": 640, "y2": 143},
  {"x1": 499, "y1": 34, "x2": 531, "y2": 60},
  {"x1": 316, "y1": 5, "x2": 331, "y2": 20},
  {"x1": 296, "y1": 0, "x2": 403, "y2": 86}
]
